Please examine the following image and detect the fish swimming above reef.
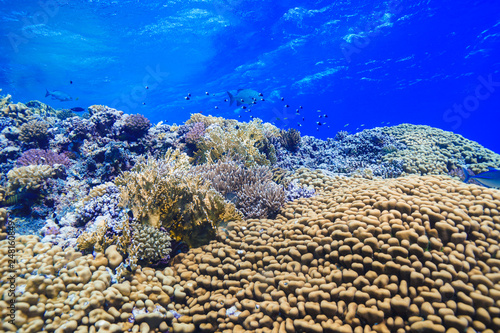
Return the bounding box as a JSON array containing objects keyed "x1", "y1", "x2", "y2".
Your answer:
[
  {"x1": 45, "y1": 89, "x2": 72, "y2": 101},
  {"x1": 227, "y1": 89, "x2": 262, "y2": 106},
  {"x1": 462, "y1": 166, "x2": 500, "y2": 188}
]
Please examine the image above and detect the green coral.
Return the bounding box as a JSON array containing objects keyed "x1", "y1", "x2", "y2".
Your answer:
[{"x1": 115, "y1": 148, "x2": 242, "y2": 247}]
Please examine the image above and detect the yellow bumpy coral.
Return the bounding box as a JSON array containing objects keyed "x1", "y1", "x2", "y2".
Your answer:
[{"x1": 7, "y1": 165, "x2": 56, "y2": 192}]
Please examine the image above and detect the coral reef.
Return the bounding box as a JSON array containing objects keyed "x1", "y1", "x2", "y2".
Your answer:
[
  {"x1": 18, "y1": 119, "x2": 52, "y2": 147},
  {"x1": 193, "y1": 161, "x2": 286, "y2": 219},
  {"x1": 122, "y1": 113, "x2": 151, "y2": 139},
  {"x1": 279, "y1": 128, "x2": 301, "y2": 152},
  {"x1": 115, "y1": 148, "x2": 242, "y2": 247},
  {"x1": 16, "y1": 149, "x2": 71, "y2": 167},
  {"x1": 184, "y1": 121, "x2": 206, "y2": 144},
  {"x1": 189, "y1": 114, "x2": 279, "y2": 166},
  {"x1": 278, "y1": 130, "x2": 406, "y2": 178},
  {"x1": 4, "y1": 173, "x2": 500, "y2": 332},
  {"x1": 380, "y1": 124, "x2": 500, "y2": 175},
  {"x1": 7, "y1": 164, "x2": 60, "y2": 192}
]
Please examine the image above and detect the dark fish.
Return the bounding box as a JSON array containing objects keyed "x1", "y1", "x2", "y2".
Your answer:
[
  {"x1": 70, "y1": 107, "x2": 85, "y2": 112},
  {"x1": 185, "y1": 96, "x2": 190, "y2": 100},
  {"x1": 145, "y1": 86, "x2": 149, "y2": 89},
  {"x1": 215, "y1": 106, "x2": 219, "y2": 109},
  {"x1": 235, "y1": 125, "x2": 239, "y2": 130},
  {"x1": 317, "y1": 122, "x2": 322, "y2": 126},
  {"x1": 241, "y1": 105, "x2": 247, "y2": 109},
  {"x1": 281, "y1": 97, "x2": 284, "y2": 101},
  {"x1": 69, "y1": 80, "x2": 73, "y2": 84},
  {"x1": 463, "y1": 166, "x2": 500, "y2": 188},
  {"x1": 188, "y1": 93, "x2": 191, "y2": 96},
  {"x1": 205, "y1": 92, "x2": 209, "y2": 95},
  {"x1": 284, "y1": 104, "x2": 289, "y2": 108}
]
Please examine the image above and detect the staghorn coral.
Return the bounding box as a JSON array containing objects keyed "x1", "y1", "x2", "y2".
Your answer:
[
  {"x1": 193, "y1": 160, "x2": 286, "y2": 219},
  {"x1": 115, "y1": 148, "x2": 242, "y2": 247},
  {"x1": 279, "y1": 128, "x2": 301, "y2": 152},
  {"x1": 18, "y1": 119, "x2": 52, "y2": 147},
  {"x1": 17, "y1": 149, "x2": 71, "y2": 167},
  {"x1": 122, "y1": 113, "x2": 151, "y2": 139}
]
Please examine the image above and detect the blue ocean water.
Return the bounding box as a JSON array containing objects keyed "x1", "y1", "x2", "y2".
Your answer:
[{"x1": 1, "y1": 0, "x2": 499, "y2": 153}]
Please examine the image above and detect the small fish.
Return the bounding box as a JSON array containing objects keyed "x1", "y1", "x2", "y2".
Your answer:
[
  {"x1": 252, "y1": 101, "x2": 257, "y2": 104},
  {"x1": 145, "y1": 86, "x2": 149, "y2": 89},
  {"x1": 235, "y1": 125, "x2": 239, "y2": 130},
  {"x1": 185, "y1": 96, "x2": 190, "y2": 100},
  {"x1": 317, "y1": 122, "x2": 322, "y2": 126},
  {"x1": 361, "y1": 124, "x2": 365, "y2": 127},
  {"x1": 205, "y1": 92, "x2": 209, "y2": 95},
  {"x1": 69, "y1": 80, "x2": 73, "y2": 84},
  {"x1": 463, "y1": 166, "x2": 500, "y2": 188},
  {"x1": 316, "y1": 128, "x2": 319, "y2": 131},
  {"x1": 281, "y1": 97, "x2": 284, "y2": 101},
  {"x1": 250, "y1": 115, "x2": 253, "y2": 118},
  {"x1": 319, "y1": 115, "x2": 322, "y2": 118},
  {"x1": 284, "y1": 104, "x2": 289, "y2": 108},
  {"x1": 317, "y1": 110, "x2": 321, "y2": 112},
  {"x1": 241, "y1": 105, "x2": 247, "y2": 109},
  {"x1": 260, "y1": 98, "x2": 265, "y2": 101},
  {"x1": 142, "y1": 102, "x2": 146, "y2": 105},
  {"x1": 381, "y1": 121, "x2": 385, "y2": 124},
  {"x1": 188, "y1": 93, "x2": 191, "y2": 96},
  {"x1": 302, "y1": 117, "x2": 305, "y2": 121},
  {"x1": 258, "y1": 93, "x2": 263, "y2": 96},
  {"x1": 70, "y1": 107, "x2": 85, "y2": 112},
  {"x1": 45, "y1": 89, "x2": 72, "y2": 102},
  {"x1": 323, "y1": 114, "x2": 328, "y2": 118},
  {"x1": 215, "y1": 106, "x2": 219, "y2": 109},
  {"x1": 356, "y1": 128, "x2": 360, "y2": 130},
  {"x1": 224, "y1": 99, "x2": 228, "y2": 102},
  {"x1": 238, "y1": 115, "x2": 242, "y2": 118},
  {"x1": 344, "y1": 123, "x2": 349, "y2": 127}
]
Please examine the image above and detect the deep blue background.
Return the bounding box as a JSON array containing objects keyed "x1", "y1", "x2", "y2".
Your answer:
[{"x1": 1, "y1": 0, "x2": 499, "y2": 153}]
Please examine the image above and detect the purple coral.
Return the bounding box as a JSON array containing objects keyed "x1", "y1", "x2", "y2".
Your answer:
[
  {"x1": 17, "y1": 149, "x2": 72, "y2": 167},
  {"x1": 184, "y1": 122, "x2": 206, "y2": 144},
  {"x1": 123, "y1": 114, "x2": 151, "y2": 139},
  {"x1": 286, "y1": 181, "x2": 316, "y2": 202}
]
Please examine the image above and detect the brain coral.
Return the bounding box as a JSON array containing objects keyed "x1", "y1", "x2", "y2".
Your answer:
[{"x1": 380, "y1": 124, "x2": 500, "y2": 175}]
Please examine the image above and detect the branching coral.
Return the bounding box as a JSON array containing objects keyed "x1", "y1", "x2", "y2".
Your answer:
[
  {"x1": 17, "y1": 149, "x2": 71, "y2": 167},
  {"x1": 184, "y1": 122, "x2": 206, "y2": 144},
  {"x1": 279, "y1": 128, "x2": 301, "y2": 152},
  {"x1": 89, "y1": 105, "x2": 123, "y2": 136},
  {"x1": 19, "y1": 119, "x2": 52, "y2": 147},
  {"x1": 192, "y1": 161, "x2": 286, "y2": 219},
  {"x1": 115, "y1": 148, "x2": 241, "y2": 247}
]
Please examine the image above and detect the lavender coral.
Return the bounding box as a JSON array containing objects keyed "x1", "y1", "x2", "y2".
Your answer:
[
  {"x1": 17, "y1": 149, "x2": 71, "y2": 167},
  {"x1": 184, "y1": 121, "x2": 205, "y2": 144},
  {"x1": 192, "y1": 161, "x2": 286, "y2": 219}
]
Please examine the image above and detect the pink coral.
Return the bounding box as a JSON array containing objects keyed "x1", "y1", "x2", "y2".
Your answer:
[{"x1": 17, "y1": 149, "x2": 72, "y2": 167}]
